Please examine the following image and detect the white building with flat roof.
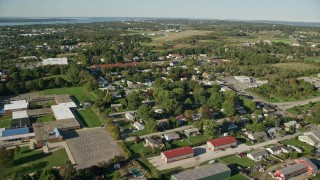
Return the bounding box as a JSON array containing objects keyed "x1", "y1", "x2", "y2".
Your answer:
[
  {"x1": 42, "y1": 57, "x2": 68, "y2": 65},
  {"x1": 51, "y1": 104, "x2": 75, "y2": 120}
]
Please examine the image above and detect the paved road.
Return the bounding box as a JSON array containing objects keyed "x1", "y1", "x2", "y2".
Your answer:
[
  {"x1": 125, "y1": 125, "x2": 192, "y2": 141},
  {"x1": 109, "y1": 110, "x2": 136, "y2": 116},
  {"x1": 148, "y1": 131, "x2": 304, "y2": 171}
]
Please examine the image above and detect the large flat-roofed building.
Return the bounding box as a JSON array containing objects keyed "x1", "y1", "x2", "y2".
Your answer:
[
  {"x1": 298, "y1": 131, "x2": 320, "y2": 147},
  {"x1": 4, "y1": 100, "x2": 29, "y2": 115},
  {"x1": 234, "y1": 76, "x2": 253, "y2": 83},
  {"x1": 32, "y1": 118, "x2": 80, "y2": 148},
  {"x1": 274, "y1": 163, "x2": 308, "y2": 180},
  {"x1": 274, "y1": 158, "x2": 320, "y2": 180},
  {"x1": 207, "y1": 136, "x2": 237, "y2": 151},
  {"x1": 161, "y1": 147, "x2": 194, "y2": 163},
  {"x1": 11, "y1": 110, "x2": 30, "y2": 128},
  {"x1": 0, "y1": 127, "x2": 35, "y2": 143},
  {"x1": 42, "y1": 57, "x2": 68, "y2": 65},
  {"x1": 51, "y1": 103, "x2": 76, "y2": 120},
  {"x1": 171, "y1": 162, "x2": 231, "y2": 180}
]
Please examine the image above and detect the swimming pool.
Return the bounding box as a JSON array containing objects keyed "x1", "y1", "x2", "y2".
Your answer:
[{"x1": 130, "y1": 168, "x2": 143, "y2": 177}]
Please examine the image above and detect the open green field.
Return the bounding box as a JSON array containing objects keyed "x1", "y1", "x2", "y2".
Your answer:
[
  {"x1": 153, "y1": 30, "x2": 212, "y2": 42},
  {"x1": 4, "y1": 146, "x2": 68, "y2": 179},
  {"x1": 41, "y1": 86, "x2": 97, "y2": 103},
  {"x1": 304, "y1": 57, "x2": 320, "y2": 61},
  {"x1": 248, "y1": 88, "x2": 320, "y2": 103},
  {"x1": 219, "y1": 155, "x2": 258, "y2": 168},
  {"x1": 272, "y1": 62, "x2": 319, "y2": 72},
  {"x1": 287, "y1": 101, "x2": 320, "y2": 115},
  {"x1": 272, "y1": 39, "x2": 291, "y2": 44},
  {"x1": 77, "y1": 107, "x2": 102, "y2": 127},
  {"x1": 0, "y1": 115, "x2": 11, "y2": 128}
]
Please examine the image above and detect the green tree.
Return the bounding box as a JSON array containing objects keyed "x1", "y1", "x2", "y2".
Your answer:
[
  {"x1": 146, "y1": 119, "x2": 158, "y2": 132},
  {"x1": 39, "y1": 169, "x2": 57, "y2": 180},
  {"x1": 137, "y1": 104, "x2": 151, "y2": 121},
  {"x1": 58, "y1": 160, "x2": 76, "y2": 180},
  {"x1": 204, "y1": 119, "x2": 219, "y2": 138},
  {"x1": 207, "y1": 91, "x2": 224, "y2": 110},
  {"x1": 126, "y1": 93, "x2": 141, "y2": 110}
]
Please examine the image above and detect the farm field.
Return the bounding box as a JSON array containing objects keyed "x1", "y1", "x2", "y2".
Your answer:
[{"x1": 152, "y1": 30, "x2": 212, "y2": 42}]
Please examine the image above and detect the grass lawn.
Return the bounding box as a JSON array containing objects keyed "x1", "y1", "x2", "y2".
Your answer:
[
  {"x1": 153, "y1": 30, "x2": 212, "y2": 42},
  {"x1": 0, "y1": 115, "x2": 11, "y2": 128},
  {"x1": 4, "y1": 146, "x2": 68, "y2": 179},
  {"x1": 228, "y1": 174, "x2": 248, "y2": 180},
  {"x1": 304, "y1": 57, "x2": 320, "y2": 61},
  {"x1": 272, "y1": 62, "x2": 319, "y2": 72},
  {"x1": 219, "y1": 155, "x2": 258, "y2": 168},
  {"x1": 272, "y1": 39, "x2": 291, "y2": 44},
  {"x1": 287, "y1": 101, "x2": 320, "y2": 115},
  {"x1": 281, "y1": 139, "x2": 313, "y2": 154},
  {"x1": 77, "y1": 107, "x2": 102, "y2": 127},
  {"x1": 30, "y1": 115, "x2": 55, "y2": 124},
  {"x1": 41, "y1": 86, "x2": 97, "y2": 103},
  {"x1": 126, "y1": 141, "x2": 153, "y2": 156},
  {"x1": 130, "y1": 129, "x2": 151, "y2": 137}
]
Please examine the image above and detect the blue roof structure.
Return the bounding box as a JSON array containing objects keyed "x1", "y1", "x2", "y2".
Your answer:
[{"x1": 2, "y1": 127, "x2": 30, "y2": 137}]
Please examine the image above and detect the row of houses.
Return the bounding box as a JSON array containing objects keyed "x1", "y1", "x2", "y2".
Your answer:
[{"x1": 160, "y1": 136, "x2": 237, "y2": 163}]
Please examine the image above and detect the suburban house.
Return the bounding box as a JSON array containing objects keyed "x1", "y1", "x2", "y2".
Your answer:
[
  {"x1": 284, "y1": 121, "x2": 298, "y2": 131},
  {"x1": 298, "y1": 131, "x2": 320, "y2": 147},
  {"x1": 274, "y1": 158, "x2": 320, "y2": 180},
  {"x1": 11, "y1": 110, "x2": 30, "y2": 128},
  {"x1": 247, "y1": 150, "x2": 269, "y2": 161},
  {"x1": 266, "y1": 145, "x2": 285, "y2": 155},
  {"x1": 145, "y1": 136, "x2": 164, "y2": 148},
  {"x1": 171, "y1": 162, "x2": 231, "y2": 180},
  {"x1": 207, "y1": 136, "x2": 237, "y2": 151},
  {"x1": 125, "y1": 112, "x2": 136, "y2": 121},
  {"x1": 184, "y1": 128, "x2": 200, "y2": 137},
  {"x1": 161, "y1": 147, "x2": 194, "y2": 163},
  {"x1": 262, "y1": 105, "x2": 275, "y2": 113},
  {"x1": 164, "y1": 133, "x2": 180, "y2": 141},
  {"x1": 133, "y1": 122, "x2": 145, "y2": 131},
  {"x1": 4, "y1": 100, "x2": 29, "y2": 115},
  {"x1": 247, "y1": 131, "x2": 267, "y2": 141}
]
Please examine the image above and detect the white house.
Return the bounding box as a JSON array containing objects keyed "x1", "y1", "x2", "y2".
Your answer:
[
  {"x1": 125, "y1": 112, "x2": 136, "y2": 121},
  {"x1": 247, "y1": 150, "x2": 269, "y2": 161},
  {"x1": 164, "y1": 133, "x2": 180, "y2": 141},
  {"x1": 298, "y1": 131, "x2": 320, "y2": 147},
  {"x1": 266, "y1": 145, "x2": 284, "y2": 155},
  {"x1": 133, "y1": 122, "x2": 145, "y2": 131}
]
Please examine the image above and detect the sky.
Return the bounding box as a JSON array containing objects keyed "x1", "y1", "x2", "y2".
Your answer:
[{"x1": 0, "y1": 0, "x2": 319, "y2": 22}]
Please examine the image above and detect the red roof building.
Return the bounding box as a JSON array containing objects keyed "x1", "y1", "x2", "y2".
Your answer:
[
  {"x1": 207, "y1": 136, "x2": 237, "y2": 151},
  {"x1": 161, "y1": 147, "x2": 194, "y2": 163}
]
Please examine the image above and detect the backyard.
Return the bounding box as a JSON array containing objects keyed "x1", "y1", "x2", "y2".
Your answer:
[
  {"x1": 4, "y1": 146, "x2": 68, "y2": 179},
  {"x1": 281, "y1": 138, "x2": 314, "y2": 155},
  {"x1": 219, "y1": 155, "x2": 258, "y2": 168}
]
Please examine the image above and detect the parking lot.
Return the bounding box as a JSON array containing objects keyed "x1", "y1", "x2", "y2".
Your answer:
[{"x1": 65, "y1": 128, "x2": 123, "y2": 169}]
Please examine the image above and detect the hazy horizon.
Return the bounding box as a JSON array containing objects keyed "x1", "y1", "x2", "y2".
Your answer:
[{"x1": 0, "y1": 0, "x2": 319, "y2": 23}]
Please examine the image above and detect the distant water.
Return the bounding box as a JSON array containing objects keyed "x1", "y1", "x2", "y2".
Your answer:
[{"x1": 0, "y1": 17, "x2": 139, "y2": 26}]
